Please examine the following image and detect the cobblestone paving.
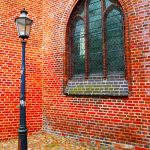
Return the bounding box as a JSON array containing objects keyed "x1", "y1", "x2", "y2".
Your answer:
[{"x1": 0, "y1": 132, "x2": 101, "y2": 150}]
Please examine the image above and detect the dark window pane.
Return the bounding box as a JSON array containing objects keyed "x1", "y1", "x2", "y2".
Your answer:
[
  {"x1": 105, "y1": 0, "x2": 118, "y2": 8},
  {"x1": 88, "y1": 0, "x2": 103, "y2": 74},
  {"x1": 106, "y1": 8, "x2": 125, "y2": 75},
  {"x1": 72, "y1": 19, "x2": 85, "y2": 75}
]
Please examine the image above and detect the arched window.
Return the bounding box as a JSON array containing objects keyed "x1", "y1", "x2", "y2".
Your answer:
[
  {"x1": 68, "y1": 0, "x2": 125, "y2": 78},
  {"x1": 65, "y1": 0, "x2": 128, "y2": 96}
]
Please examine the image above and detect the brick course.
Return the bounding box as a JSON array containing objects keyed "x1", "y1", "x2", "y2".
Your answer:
[{"x1": 0, "y1": 0, "x2": 150, "y2": 149}]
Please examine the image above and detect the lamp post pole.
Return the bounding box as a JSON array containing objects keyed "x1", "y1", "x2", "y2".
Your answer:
[
  {"x1": 15, "y1": 8, "x2": 33, "y2": 150},
  {"x1": 18, "y1": 40, "x2": 27, "y2": 150}
]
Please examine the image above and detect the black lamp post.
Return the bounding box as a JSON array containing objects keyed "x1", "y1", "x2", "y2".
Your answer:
[{"x1": 15, "y1": 8, "x2": 33, "y2": 150}]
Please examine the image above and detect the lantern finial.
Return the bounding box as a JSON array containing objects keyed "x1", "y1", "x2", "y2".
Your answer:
[{"x1": 21, "y1": 8, "x2": 28, "y2": 15}]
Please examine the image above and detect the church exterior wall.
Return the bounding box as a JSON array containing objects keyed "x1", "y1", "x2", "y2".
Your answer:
[
  {"x1": 0, "y1": 0, "x2": 149, "y2": 149},
  {"x1": 0, "y1": 0, "x2": 43, "y2": 139},
  {"x1": 42, "y1": 0, "x2": 150, "y2": 149}
]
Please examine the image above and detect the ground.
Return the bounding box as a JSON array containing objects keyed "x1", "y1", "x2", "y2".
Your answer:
[
  {"x1": 0, "y1": 131, "x2": 137, "y2": 150},
  {"x1": 0, "y1": 131, "x2": 102, "y2": 150}
]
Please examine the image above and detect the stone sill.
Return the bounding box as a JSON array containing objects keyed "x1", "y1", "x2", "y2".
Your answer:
[{"x1": 64, "y1": 77, "x2": 128, "y2": 96}]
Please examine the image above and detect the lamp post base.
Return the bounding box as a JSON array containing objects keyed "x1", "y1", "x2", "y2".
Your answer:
[{"x1": 18, "y1": 128, "x2": 27, "y2": 150}]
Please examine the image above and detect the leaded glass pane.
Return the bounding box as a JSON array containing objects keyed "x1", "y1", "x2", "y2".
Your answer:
[
  {"x1": 72, "y1": 19, "x2": 85, "y2": 75},
  {"x1": 88, "y1": 0, "x2": 103, "y2": 74},
  {"x1": 105, "y1": 0, "x2": 118, "y2": 8},
  {"x1": 106, "y1": 8, "x2": 125, "y2": 75}
]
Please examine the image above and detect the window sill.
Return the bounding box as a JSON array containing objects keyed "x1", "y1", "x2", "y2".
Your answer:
[{"x1": 64, "y1": 76, "x2": 128, "y2": 96}]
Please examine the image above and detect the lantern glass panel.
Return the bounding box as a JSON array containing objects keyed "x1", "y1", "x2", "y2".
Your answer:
[
  {"x1": 16, "y1": 18, "x2": 26, "y2": 36},
  {"x1": 25, "y1": 18, "x2": 33, "y2": 36}
]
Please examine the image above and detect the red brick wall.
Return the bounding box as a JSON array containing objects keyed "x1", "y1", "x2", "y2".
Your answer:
[
  {"x1": 42, "y1": 0, "x2": 150, "y2": 149},
  {"x1": 0, "y1": 0, "x2": 150, "y2": 149},
  {"x1": 0, "y1": 0, "x2": 43, "y2": 139}
]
